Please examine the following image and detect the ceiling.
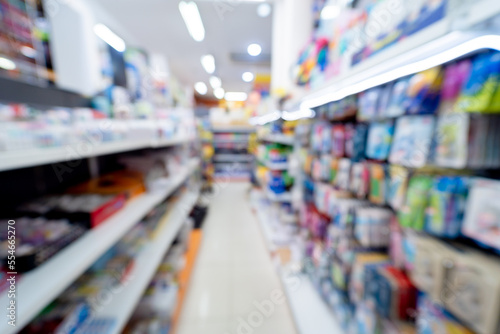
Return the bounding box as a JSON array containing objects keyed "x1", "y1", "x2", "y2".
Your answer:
[{"x1": 86, "y1": 0, "x2": 273, "y2": 97}]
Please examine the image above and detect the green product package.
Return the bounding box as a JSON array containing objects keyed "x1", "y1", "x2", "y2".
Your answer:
[{"x1": 398, "y1": 175, "x2": 433, "y2": 230}]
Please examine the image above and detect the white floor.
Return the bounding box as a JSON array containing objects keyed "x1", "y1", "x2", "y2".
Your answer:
[{"x1": 177, "y1": 183, "x2": 298, "y2": 334}]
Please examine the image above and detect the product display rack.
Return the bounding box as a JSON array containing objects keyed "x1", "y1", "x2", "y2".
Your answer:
[
  {"x1": 91, "y1": 187, "x2": 201, "y2": 334},
  {"x1": 259, "y1": 134, "x2": 295, "y2": 146},
  {"x1": 0, "y1": 158, "x2": 200, "y2": 334},
  {"x1": 0, "y1": 134, "x2": 194, "y2": 172},
  {"x1": 251, "y1": 190, "x2": 343, "y2": 334},
  {"x1": 296, "y1": 0, "x2": 500, "y2": 110},
  {"x1": 211, "y1": 127, "x2": 255, "y2": 180}
]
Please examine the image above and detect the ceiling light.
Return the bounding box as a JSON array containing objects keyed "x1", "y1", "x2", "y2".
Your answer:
[
  {"x1": 194, "y1": 82, "x2": 208, "y2": 95},
  {"x1": 0, "y1": 57, "x2": 16, "y2": 70},
  {"x1": 214, "y1": 87, "x2": 225, "y2": 99},
  {"x1": 94, "y1": 23, "x2": 126, "y2": 52},
  {"x1": 257, "y1": 3, "x2": 272, "y2": 17},
  {"x1": 321, "y1": 5, "x2": 341, "y2": 20},
  {"x1": 247, "y1": 44, "x2": 262, "y2": 57},
  {"x1": 242, "y1": 72, "x2": 254, "y2": 82},
  {"x1": 302, "y1": 33, "x2": 500, "y2": 109},
  {"x1": 20, "y1": 46, "x2": 37, "y2": 58},
  {"x1": 209, "y1": 76, "x2": 222, "y2": 89},
  {"x1": 201, "y1": 54, "x2": 215, "y2": 74},
  {"x1": 179, "y1": 1, "x2": 205, "y2": 42},
  {"x1": 225, "y1": 92, "x2": 248, "y2": 102}
]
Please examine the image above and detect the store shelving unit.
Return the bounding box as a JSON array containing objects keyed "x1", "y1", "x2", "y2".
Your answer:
[
  {"x1": 251, "y1": 190, "x2": 343, "y2": 334},
  {"x1": 260, "y1": 134, "x2": 295, "y2": 146},
  {"x1": 213, "y1": 154, "x2": 254, "y2": 163},
  {"x1": 258, "y1": 158, "x2": 289, "y2": 171},
  {"x1": 0, "y1": 135, "x2": 194, "y2": 172},
  {"x1": 92, "y1": 187, "x2": 201, "y2": 334},
  {"x1": 265, "y1": 189, "x2": 292, "y2": 203},
  {"x1": 0, "y1": 158, "x2": 200, "y2": 334}
]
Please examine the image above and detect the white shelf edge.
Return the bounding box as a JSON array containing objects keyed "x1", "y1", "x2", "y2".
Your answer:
[
  {"x1": 260, "y1": 134, "x2": 295, "y2": 146},
  {"x1": 89, "y1": 188, "x2": 201, "y2": 334},
  {"x1": 251, "y1": 191, "x2": 343, "y2": 334},
  {"x1": 0, "y1": 135, "x2": 194, "y2": 172},
  {"x1": 278, "y1": 269, "x2": 344, "y2": 334},
  {"x1": 258, "y1": 158, "x2": 289, "y2": 171},
  {"x1": 213, "y1": 154, "x2": 254, "y2": 162},
  {"x1": 266, "y1": 190, "x2": 292, "y2": 203},
  {"x1": 0, "y1": 158, "x2": 200, "y2": 334}
]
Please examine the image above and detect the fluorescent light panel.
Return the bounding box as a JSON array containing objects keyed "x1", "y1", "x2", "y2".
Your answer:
[
  {"x1": 214, "y1": 87, "x2": 225, "y2": 99},
  {"x1": 0, "y1": 57, "x2": 16, "y2": 70},
  {"x1": 179, "y1": 1, "x2": 205, "y2": 42},
  {"x1": 195, "y1": 82, "x2": 208, "y2": 95},
  {"x1": 94, "y1": 24, "x2": 126, "y2": 52},
  {"x1": 201, "y1": 54, "x2": 215, "y2": 74},
  {"x1": 302, "y1": 33, "x2": 500, "y2": 110},
  {"x1": 225, "y1": 92, "x2": 248, "y2": 102},
  {"x1": 210, "y1": 76, "x2": 222, "y2": 89}
]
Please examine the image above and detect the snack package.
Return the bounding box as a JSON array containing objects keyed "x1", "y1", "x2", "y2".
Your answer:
[
  {"x1": 389, "y1": 115, "x2": 435, "y2": 168},
  {"x1": 462, "y1": 178, "x2": 500, "y2": 251},
  {"x1": 350, "y1": 162, "x2": 370, "y2": 199},
  {"x1": 404, "y1": 67, "x2": 443, "y2": 115},
  {"x1": 434, "y1": 113, "x2": 469, "y2": 168},
  {"x1": 456, "y1": 51, "x2": 500, "y2": 113},
  {"x1": 345, "y1": 124, "x2": 355, "y2": 158},
  {"x1": 355, "y1": 207, "x2": 393, "y2": 248},
  {"x1": 425, "y1": 176, "x2": 469, "y2": 238},
  {"x1": 366, "y1": 121, "x2": 395, "y2": 161},
  {"x1": 399, "y1": 175, "x2": 433, "y2": 230},
  {"x1": 336, "y1": 158, "x2": 352, "y2": 191},
  {"x1": 377, "y1": 83, "x2": 394, "y2": 118}
]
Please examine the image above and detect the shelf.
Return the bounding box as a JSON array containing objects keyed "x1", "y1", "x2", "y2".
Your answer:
[
  {"x1": 266, "y1": 190, "x2": 292, "y2": 203},
  {"x1": 0, "y1": 135, "x2": 194, "y2": 172},
  {"x1": 213, "y1": 139, "x2": 250, "y2": 144},
  {"x1": 211, "y1": 127, "x2": 255, "y2": 134},
  {"x1": 251, "y1": 190, "x2": 344, "y2": 334},
  {"x1": 89, "y1": 188, "x2": 201, "y2": 334},
  {"x1": 213, "y1": 154, "x2": 254, "y2": 162},
  {"x1": 279, "y1": 268, "x2": 344, "y2": 334},
  {"x1": 0, "y1": 158, "x2": 200, "y2": 334},
  {"x1": 258, "y1": 158, "x2": 289, "y2": 171},
  {"x1": 260, "y1": 134, "x2": 295, "y2": 146}
]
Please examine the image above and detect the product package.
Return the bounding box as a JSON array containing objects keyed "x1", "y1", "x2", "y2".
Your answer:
[
  {"x1": 404, "y1": 67, "x2": 443, "y2": 115},
  {"x1": 369, "y1": 163, "x2": 388, "y2": 205},
  {"x1": 425, "y1": 176, "x2": 469, "y2": 238},
  {"x1": 332, "y1": 125, "x2": 346, "y2": 158},
  {"x1": 389, "y1": 115, "x2": 435, "y2": 168},
  {"x1": 438, "y1": 60, "x2": 472, "y2": 115},
  {"x1": 350, "y1": 162, "x2": 370, "y2": 199},
  {"x1": 462, "y1": 178, "x2": 500, "y2": 251},
  {"x1": 399, "y1": 175, "x2": 433, "y2": 230},
  {"x1": 385, "y1": 77, "x2": 411, "y2": 118},
  {"x1": 417, "y1": 293, "x2": 474, "y2": 334},
  {"x1": 387, "y1": 165, "x2": 410, "y2": 210},
  {"x1": 352, "y1": 124, "x2": 369, "y2": 162},
  {"x1": 358, "y1": 88, "x2": 383, "y2": 121},
  {"x1": 434, "y1": 113, "x2": 470, "y2": 169},
  {"x1": 366, "y1": 121, "x2": 395, "y2": 161},
  {"x1": 456, "y1": 51, "x2": 500, "y2": 113}
]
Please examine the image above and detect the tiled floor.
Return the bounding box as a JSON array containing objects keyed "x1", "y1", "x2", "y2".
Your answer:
[{"x1": 177, "y1": 183, "x2": 298, "y2": 334}]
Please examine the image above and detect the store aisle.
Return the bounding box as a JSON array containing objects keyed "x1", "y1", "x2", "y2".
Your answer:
[{"x1": 177, "y1": 183, "x2": 298, "y2": 334}]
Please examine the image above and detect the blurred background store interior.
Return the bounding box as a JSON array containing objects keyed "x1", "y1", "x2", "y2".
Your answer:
[{"x1": 2, "y1": 0, "x2": 500, "y2": 333}]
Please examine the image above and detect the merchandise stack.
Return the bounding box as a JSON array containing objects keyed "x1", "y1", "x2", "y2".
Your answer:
[{"x1": 298, "y1": 49, "x2": 500, "y2": 334}]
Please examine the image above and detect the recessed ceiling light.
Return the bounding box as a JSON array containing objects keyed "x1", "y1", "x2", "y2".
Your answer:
[
  {"x1": 0, "y1": 57, "x2": 16, "y2": 70},
  {"x1": 321, "y1": 5, "x2": 341, "y2": 20},
  {"x1": 225, "y1": 92, "x2": 248, "y2": 102},
  {"x1": 257, "y1": 3, "x2": 272, "y2": 17},
  {"x1": 94, "y1": 23, "x2": 126, "y2": 52},
  {"x1": 242, "y1": 72, "x2": 254, "y2": 82},
  {"x1": 194, "y1": 82, "x2": 208, "y2": 95},
  {"x1": 209, "y1": 76, "x2": 222, "y2": 89},
  {"x1": 247, "y1": 44, "x2": 262, "y2": 57},
  {"x1": 201, "y1": 54, "x2": 215, "y2": 74},
  {"x1": 214, "y1": 87, "x2": 225, "y2": 99},
  {"x1": 179, "y1": 1, "x2": 205, "y2": 42}
]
